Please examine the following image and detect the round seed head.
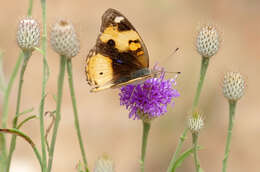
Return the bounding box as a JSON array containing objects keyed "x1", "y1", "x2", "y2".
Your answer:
[
  {"x1": 188, "y1": 111, "x2": 204, "y2": 134},
  {"x1": 94, "y1": 155, "x2": 115, "y2": 172},
  {"x1": 196, "y1": 24, "x2": 220, "y2": 58},
  {"x1": 17, "y1": 17, "x2": 40, "y2": 51},
  {"x1": 223, "y1": 72, "x2": 245, "y2": 101},
  {"x1": 50, "y1": 19, "x2": 80, "y2": 58}
]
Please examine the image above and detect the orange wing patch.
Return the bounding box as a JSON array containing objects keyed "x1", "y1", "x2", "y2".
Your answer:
[
  {"x1": 85, "y1": 9, "x2": 151, "y2": 92},
  {"x1": 129, "y1": 41, "x2": 141, "y2": 51},
  {"x1": 99, "y1": 25, "x2": 142, "y2": 52},
  {"x1": 86, "y1": 53, "x2": 113, "y2": 87}
]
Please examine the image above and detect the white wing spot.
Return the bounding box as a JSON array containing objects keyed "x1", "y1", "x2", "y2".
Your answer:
[{"x1": 114, "y1": 16, "x2": 124, "y2": 23}]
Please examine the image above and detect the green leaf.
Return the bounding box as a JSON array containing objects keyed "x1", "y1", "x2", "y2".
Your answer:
[
  {"x1": 172, "y1": 146, "x2": 202, "y2": 172},
  {"x1": 34, "y1": 47, "x2": 44, "y2": 55},
  {"x1": 0, "y1": 128, "x2": 34, "y2": 146},
  {"x1": 17, "y1": 115, "x2": 37, "y2": 129},
  {"x1": 13, "y1": 108, "x2": 34, "y2": 124},
  {"x1": 19, "y1": 108, "x2": 34, "y2": 116},
  {"x1": 173, "y1": 147, "x2": 194, "y2": 171}
]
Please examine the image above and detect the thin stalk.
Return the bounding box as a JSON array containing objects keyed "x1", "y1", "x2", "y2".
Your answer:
[
  {"x1": 67, "y1": 59, "x2": 89, "y2": 172},
  {"x1": 166, "y1": 127, "x2": 188, "y2": 172},
  {"x1": 167, "y1": 57, "x2": 210, "y2": 172},
  {"x1": 47, "y1": 55, "x2": 66, "y2": 172},
  {"x1": 192, "y1": 57, "x2": 209, "y2": 111},
  {"x1": 140, "y1": 121, "x2": 151, "y2": 172},
  {"x1": 27, "y1": 0, "x2": 33, "y2": 16},
  {"x1": 189, "y1": 57, "x2": 209, "y2": 172},
  {"x1": 192, "y1": 133, "x2": 200, "y2": 172},
  {"x1": 0, "y1": 52, "x2": 6, "y2": 93},
  {"x1": 6, "y1": 51, "x2": 31, "y2": 171},
  {"x1": 0, "y1": 1, "x2": 34, "y2": 171},
  {"x1": 39, "y1": 0, "x2": 48, "y2": 171},
  {"x1": 0, "y1": 53, "x2": 23, "y2": 169},
  {"x1": 222, "y1": 101, "x2": 237, "y2": 172},
  {"x1": 13, "y1": 52, "x2": 31, "y2": 127},
  {"x1": 1, "y1": 54, "x2": 23, "y2": 126}
]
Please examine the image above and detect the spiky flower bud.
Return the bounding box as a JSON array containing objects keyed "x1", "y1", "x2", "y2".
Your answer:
[
  {"x1": 94, "y1": 155, "x2": 115, "y2": 172},
  {"x1": 196, "y1": 24, "x2": 220, "y2": 58},
  {"x1": 17, "y1": 17, "x2": 40, "y2": 51},
  {"x1": 50, "y1": 19, "x2": 80, "y2": 58},
  {"x1": 223, "y1": 72, "x2": 245, "y2": 101},
  {"x1": 188, "y1": 111, "x2": 204, "y2": 134}
]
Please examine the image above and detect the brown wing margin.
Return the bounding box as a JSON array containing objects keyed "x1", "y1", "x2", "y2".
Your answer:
[
  {"x1": 101, "y1": 8, "x2": 136, "y2": 32},
  {"x1": 99, "y1": 8, "x2": 149, "y2": 68},
  {"x1": 85, "y1": 8, "x2": 151, "y2": 91}
]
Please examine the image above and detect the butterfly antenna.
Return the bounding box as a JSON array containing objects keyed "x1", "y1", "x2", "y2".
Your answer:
[
  {"x1": 165, "y1": 71, "x2": 181, "y2": 74},
  {"x1": 162, "y1": 47, "x2": 180, "y2": 64},
  {"x1": 164, "y1": 71, "x2": 181, "y2": 82}
]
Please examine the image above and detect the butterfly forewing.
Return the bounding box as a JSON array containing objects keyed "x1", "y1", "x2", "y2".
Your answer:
[{"x1": 86, "y1": 8, "x2": 150, "y2": 92}]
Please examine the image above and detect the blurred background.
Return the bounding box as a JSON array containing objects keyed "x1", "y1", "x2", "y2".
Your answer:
[{"x1": 0, "y1": 0, "x2": 259, "y2": 171}]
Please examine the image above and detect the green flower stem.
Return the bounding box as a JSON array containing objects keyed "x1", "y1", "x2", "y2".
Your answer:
[
  {"x1": 1, "y1": 54, "x2": 23, "y2": 126},
  {"x1": 189, "y1": 57, "x2": 210, "y2": 172},
  {"x1": 166, "y1": 127, "x2": 188, "y2": 172},
  {"x1": 222, "y1": 100, "x2": 237, "y2": 172},
  {"x1": 47, "y1": 55, "x2": 66, "y2": 172},
  {"x1": 6, "y1": 51, "x2": 31, "y2": 171},
  {"x1": 0, "y1": 128, "x2": 42, "y2": 169},
  {"x1": 192, "y1": 133, "x2": 200, "y2": 172},
  {"x1": 39, "y1": 0, "x2": 48, "y2": 171},
  {"x1": 167, "y1": 57, "x2": 210, "y2": 172},
  {"x1": 0, "y1": 53, "x2": 23, "y2": 172},
  {"x1": 192, "y1": 57, "x2": 209, "y2": 111},
  {"x1": 12, "y1": 51, "x2": 31, "y2": 127},
  {"x1": 0, "y1": 52, "x2": 6, "y2": 93},
  {"x1": 67, "y1": 59, "x2": 89, "y2": 172},
  {"x1": 0, "y1": 1, "x2": 34, "y2": 171},
  {"x1": 27, "y1": 0, "x2": 33, "y2": 16},
  {"x1": 140, "y1": 120, "x2": 151, "y2": 172}
]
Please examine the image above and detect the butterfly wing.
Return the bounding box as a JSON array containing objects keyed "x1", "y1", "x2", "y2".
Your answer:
[{"x1": 86, "y1": 8, "x2": 150, "y2": 92}]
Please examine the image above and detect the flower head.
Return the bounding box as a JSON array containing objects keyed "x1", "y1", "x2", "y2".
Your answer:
[
  {"x1": 17, "y1": 17, "x2": 40, "y2": 51},
  {"x1": 196, "y1": 24, "x2": 220, "y2": 58},
  {"x1": 188, "y1": 111, "x2": 204, "y2": 134},
  {"x1": 119, "y1": 70, "x2": 180, "y2": 121},
  {"x1": 223, "y1": 72, "x2": 245, "y2": 101},
  {"x1": 50, "y1": 19, "x2": 80, "y2": 58},
  {"x1": 94, "y1": 155, "x2": 115, "y2": 172}
]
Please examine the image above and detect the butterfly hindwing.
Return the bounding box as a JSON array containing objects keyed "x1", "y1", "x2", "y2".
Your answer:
[{"x1": 86, "y1": 8, "x2": 150, "y2": 92}]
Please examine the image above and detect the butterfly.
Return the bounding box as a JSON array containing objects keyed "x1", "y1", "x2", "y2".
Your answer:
[{"x1": 85, "y1": 8, "x2": 155, "y2": 92}]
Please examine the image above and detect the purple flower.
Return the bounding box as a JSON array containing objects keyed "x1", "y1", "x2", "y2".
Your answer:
[{"x1": 119, "y1": 70, "x2": 180, "y2": 120}]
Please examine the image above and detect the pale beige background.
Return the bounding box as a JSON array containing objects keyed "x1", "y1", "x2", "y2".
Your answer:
[{"x1": 0, "y1": 0, "x2": 259, "y2": 172}]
